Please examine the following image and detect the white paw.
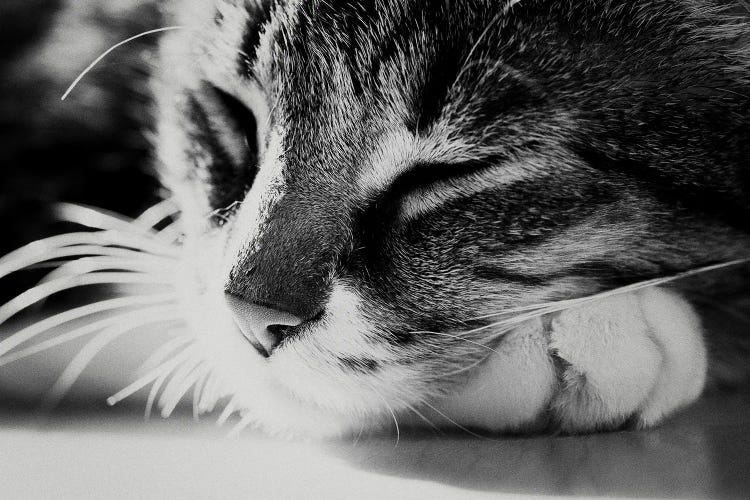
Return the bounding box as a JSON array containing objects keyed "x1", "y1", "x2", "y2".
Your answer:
[{"x1": 549, "y1": 287, "x2": 707, "y2": 432}]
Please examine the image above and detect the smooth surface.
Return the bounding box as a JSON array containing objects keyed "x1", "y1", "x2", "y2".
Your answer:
[{"x1": 1, "y1": 390, "x2": 749, "y2": 499}]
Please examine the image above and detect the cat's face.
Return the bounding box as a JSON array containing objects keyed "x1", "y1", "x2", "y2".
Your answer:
[{"x1": 153, "y1": 0, "x2": 750, "y2": 436}]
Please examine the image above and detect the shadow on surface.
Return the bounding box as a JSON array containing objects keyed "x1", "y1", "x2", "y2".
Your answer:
[{"x1": 326, "y1": 389, "x2": 750, "y2": 498}]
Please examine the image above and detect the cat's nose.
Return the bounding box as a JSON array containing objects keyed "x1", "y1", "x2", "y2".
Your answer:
[{"x1": 224, "y1": 293, "x2": 304, "y2": 357}]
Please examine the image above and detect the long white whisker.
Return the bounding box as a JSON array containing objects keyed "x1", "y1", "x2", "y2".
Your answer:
[
  {"x1": 154, "y1": 223, "x2": 184, "y2": 244},
  {"x1": 145, "y1": 366, "x2": 173, "y2": 420},
  {"x1": 159, "y1": 359, "x2": 206, "y2": 418},
  {"x1": 0, "y1": 233, "x2": 178, "y2": 278},
  {"x1": 61, "y1": 26, "x2": 185, "y2": 101},
  {"x1": 411, "y1": 330, "x2": 500, "y2": 354},
  {"x1": 199, "y1": 375, "x2": 222, "y2": 414},
  {"x1": 41, "y1": 256, "x2": 176, "y2": 284},
  {"x1": 55, "y1": 203, "x2": 157, "y2": 235},
  {"x1": 0, "y1": 294, "x2": 176, "y2": 357},
  {"x1": 420, "y1": 400, "x2": 486, "y2": 439},
  {"x1": 0, "y1": 273, "x2": 174, "y2": 325},
  {"x1": 216, "y1": 398, "x2": 238, "y2": 427},
  {"x1": 436, "y1": 352, "x2": 493, "y2": 379},
  {"x1": 137, "y1": 335, "x2": 193, "y2": 375},
  {"x1": 134, "y1": 200, "x2": 180, "y2": 229},
  {"x1": 471, "y1": 257, "x2": 750, "y2": 322},
  {"x1": 364, "y1": 383, "x2": 400, "y2": 446},
  {"x1": 40, "y1": 308, "x2": 177, "y2": 410},
  {"x1": 192, "y1": 373, "x2": 211, "y2": 420},
  {"x1": 107, "y1": 346, "x2": 196, "y2": 406},
  {"x1": 227, "y1": 413, "x2": 255, "y2": 438},
  {"x1": 0, "y1": 306, "x2": 181, "y2": 366},
  {"x1": 403, "y1": 401, "x2": 442, "y2": 433}
]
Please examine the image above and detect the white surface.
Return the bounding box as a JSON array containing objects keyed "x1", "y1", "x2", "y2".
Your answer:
[{"x1": 0, "y1": 415, "x2": 510, "y2": 500}]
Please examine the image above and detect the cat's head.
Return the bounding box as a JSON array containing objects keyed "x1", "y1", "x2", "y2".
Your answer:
[{"x1": 152, "y1": 0, "x2": 750, "y2": 436}]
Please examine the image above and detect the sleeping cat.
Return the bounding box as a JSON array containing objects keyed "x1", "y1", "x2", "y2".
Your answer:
[{"x1": 2, "y1": 0, "x2": 750, "y2": 438}]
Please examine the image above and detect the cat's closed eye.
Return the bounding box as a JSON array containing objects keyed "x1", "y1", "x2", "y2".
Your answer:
[{"x1": 189, "y1": 84, "x2": 259, "y2": 211}]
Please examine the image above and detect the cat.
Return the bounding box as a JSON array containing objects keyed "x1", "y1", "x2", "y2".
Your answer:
[{"x1": 1, "y1": 0, "x2": 750, "y2": 438}]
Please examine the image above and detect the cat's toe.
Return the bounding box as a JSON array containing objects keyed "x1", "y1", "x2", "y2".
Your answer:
[{"x1": 547, "y1": 288, "x2": 706, "y2": 433}]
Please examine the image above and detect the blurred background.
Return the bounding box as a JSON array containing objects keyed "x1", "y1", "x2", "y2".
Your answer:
[
  {"x1": 0, "y1": 0, "x2": 167, "y2": 409},
  {"x1": 0, "y1": 0, "x2": 161, "y2": 303}
]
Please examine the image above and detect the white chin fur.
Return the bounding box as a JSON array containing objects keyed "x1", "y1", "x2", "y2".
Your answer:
[{"x1": 432, "y1": 287, "x2": 707, "y2": 434}]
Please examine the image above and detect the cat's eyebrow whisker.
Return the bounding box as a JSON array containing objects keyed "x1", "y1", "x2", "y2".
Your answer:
[
  {"x1": 61, "y1": 26, "x2": 186, "y2": 101},
  {"x1": 107, "y1": 345, "x2": 197, "y2": 407},
  {"x1": 39, "y1": 310, "x2": 182, "y2": 411},
  {"x1": 0, "y1": 294, "x2": 176, "y2": 358}
]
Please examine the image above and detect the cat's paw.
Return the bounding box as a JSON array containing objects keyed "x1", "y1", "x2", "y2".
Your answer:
[{"x1": 548, "y1": 287, "x2": 707, "y2": 433}]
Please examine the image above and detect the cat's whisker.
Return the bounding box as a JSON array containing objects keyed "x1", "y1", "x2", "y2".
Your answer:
[
  {"x1": 159, "y1": 358, "x2": 207, "y2": 418},
  {"x1": 434, "y1": 352, "x2": 494, "y2": 380},
  {"x1": 419, "y1": 400, "x2": 487, "y2": 439},
  {"x1": 56, "y1": 201, "x2": 185, "y2": 245},
  {"x1": 137, "y1": 335, "x2": 193, "y2": 375},
  {"x1": 216, "y1": 398, "x2": 238, "y2": 427},
  {"x1": 40, "y1": 256, "x2": 176, "y2": 284},
  {"x1": 227, "y1": 413, "x2": 255, "y2": 438},
  {"x1": 154, "y1": 223, "x2": 185, "y2": 244},
  {"x1": 471, "y1": 257, "x2": 750, "y2": 322},
  {"x1": 40, "y1": 310, "x2": 180, "y2": 410},
  {"x1": 0, "y1": 294, "x2": 176, "y2": 358},
  {"x1": 0, "y1": 307, "x2": 181, "y2": 367},
  {"x1": 365, "y1": 383, "x2": 401, "y2": 446},
  {"x1": 199, "y1": 374, "x2": 223, "y2": 414},
  {"x1": 133, "y1": 199, "x2": 181, "y2": 229},
  {"x1": 192, "y1": 373, "x2": 212, "y2": 421},
  {"x1": 412, "y1": 330, "x2": 501, "y2": 355},
  {"x1": 61, "y1": 26, "x2": 186, "y2": 101},
  {"x1": 0, "y1": 233, "x2": 178, "y2": 278},
  {"x1": 107, "y1": 345, "x2": 196, "y2": 407},
  {"x1": 145, "y1": 361, "x2": 175, "y2": 420},
  {"x1": 55, "y1": 203, "x2": 159, "y2": 236},
  {"x1": 403, "y1": 401, "x2": 443, "y2": 434},
  {"x1": 0, "y1": 273, "x2": 175, "y2": 326}
]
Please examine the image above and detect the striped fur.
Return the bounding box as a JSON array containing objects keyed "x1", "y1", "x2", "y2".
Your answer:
[{"x1": 148, "y1": 0, "x2": 750, "y2": 436}]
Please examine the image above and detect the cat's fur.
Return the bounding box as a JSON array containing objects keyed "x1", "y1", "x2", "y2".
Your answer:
[
  {"x1": 2, "y1": 0, "x2": 749, "y2": 437},
  {"x1": 145, "y1": 0, "x2": 750, "y2": 437}
]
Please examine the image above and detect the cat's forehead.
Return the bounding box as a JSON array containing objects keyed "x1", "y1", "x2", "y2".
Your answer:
[{"x1": 183, "y1": 0, "x2": 521, "y2": 188}]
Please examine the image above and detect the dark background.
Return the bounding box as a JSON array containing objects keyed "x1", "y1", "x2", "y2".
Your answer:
[{"x1": 0, "y1": 0, "x2": 163, "y2": 302}]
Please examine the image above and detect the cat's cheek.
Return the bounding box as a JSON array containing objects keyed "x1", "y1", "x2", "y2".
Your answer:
[{"x1": 430, "y1": 317, "x2": 557, "y2": 433}]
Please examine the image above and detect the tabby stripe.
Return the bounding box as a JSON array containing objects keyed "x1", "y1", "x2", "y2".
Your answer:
[{"x1": 238, "y1": 0, "x2": 274, "y2": 77}]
